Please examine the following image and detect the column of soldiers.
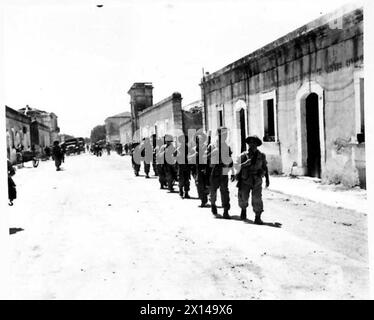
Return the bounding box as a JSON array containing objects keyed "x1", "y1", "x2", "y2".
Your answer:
[{"x1": 129, "y1": 127, "x2": 270, "y2": 224}]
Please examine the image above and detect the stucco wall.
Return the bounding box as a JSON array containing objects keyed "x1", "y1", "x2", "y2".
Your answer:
[
  {"x1": 202, "y1": 7, "x2": 365, "y2": 187},
  {"x1": 6, "y1": 108, "x2": 31, "y2": 163},
  {"x1": 138, "y1": 93, "x2": 183, "y2": 141},
  {"x1": 119, "y1": 120, "x2": 132, "y2": 145}
]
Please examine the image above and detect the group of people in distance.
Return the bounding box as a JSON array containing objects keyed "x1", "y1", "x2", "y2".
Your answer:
[{"x1": 130, "y1": 127, "x2": 270, "y2": 224}]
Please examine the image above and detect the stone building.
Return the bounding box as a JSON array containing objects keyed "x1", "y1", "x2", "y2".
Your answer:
[
  {"x1": 201, "y1": 4, "x2": 365, "y2": 188},
  {"x1": 127, "y1": 83, "x2": 203, "y2": 143},
  {"x1": 137, "y1": 93, "x2": 184, "y2": 140},
  {"x1": 182, "y1": 100, "x2": 203, "y2": 134},
  {"x1": 128, "y1": 83, "x2": 153, "y2": 142},
  {"x1": 19, "y1": 105, "x2": 60, "y2": 144},
  {"x1": 119, "y1": 118, "x2": 132, "y2": 146},
  {"x1": 6, "y1": 106, "x2": 31, "y2": 163},
  {"x1": 30, "y1": 120, "x2": 51, "y2": 152},
  {"x1": 104, "y1": 111, "x2": 131, "y2": 144}
]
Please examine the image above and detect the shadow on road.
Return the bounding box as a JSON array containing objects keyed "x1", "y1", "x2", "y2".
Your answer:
[
  {"x1": 215, "y1": 215, "x2": 282, "y2": 228},
  {"x1": 10, "y1": 228, "x2": 24, "y2": 235}
]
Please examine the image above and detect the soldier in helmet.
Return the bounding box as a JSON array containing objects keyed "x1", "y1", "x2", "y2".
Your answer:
[
  {"x1": 163, "y1": 134, "x2": 177, "y2": 192},
  {"x1": 155, "y1": 137, "x2": 167, "y2": 188},
  {"x1": 175, "y1": 135, "x2": 191, "y2": 199},
  {"x1": 233, "y1": 135, "x2": 269, "y2": 224},
  {"x1": 131, "y1": 142, "x2": 141, "y2": 176},
  {"x1": 189, "y1": 131, "x2": 210, "y2": 207},
  {"x1": 208, "y1": 127, "x2": 234, "y2": 219},
  {"x1": 140, "y1": 137, "x2": 152, "y2": 179},
  {"x1": 52, "y1": 140, "x2": 64, "y2": 171}
]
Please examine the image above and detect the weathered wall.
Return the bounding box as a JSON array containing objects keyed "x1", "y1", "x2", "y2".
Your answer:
[
  {"x1": 119, "y1": 119, "x2": 132, "y2": 145},
  {"x1": 182, "y1": 110, "x2": 203, "y2": 135},
  {"x1": 202, "y1": 7, "x2": 365, "y2": 187},
  {"x1": 138, "y1": 93, "x2": 184, "y2": 140},
  {"x1": 6, "y1": 107, "x2": 31, "y2": 163}
]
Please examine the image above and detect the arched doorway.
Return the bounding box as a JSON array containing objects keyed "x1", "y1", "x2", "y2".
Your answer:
[
  {"x1": 239, "y1": 108, "x2": 246, "y2": 152},
  {"x1": 305, "y1": 93, "x2": 321, "y2": 178},
  {"x1": 234, "y1": 100, "x2": 248, "y2": 157},
  {"x1": 296, "y1": 81, "x2": 325, "y2": 177}
]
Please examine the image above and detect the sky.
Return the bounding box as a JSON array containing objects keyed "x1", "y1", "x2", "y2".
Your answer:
[{"x1": 2, "y1": 0, "x2": 360, "y2": 138}]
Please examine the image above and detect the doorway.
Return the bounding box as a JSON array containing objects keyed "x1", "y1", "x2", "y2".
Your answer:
[
  {"x1": 239, "y1": 108, "x2": 246, "y2": 152},
  {"x1": 305, "y1": 93, "x2": 321, "y2": 178}
]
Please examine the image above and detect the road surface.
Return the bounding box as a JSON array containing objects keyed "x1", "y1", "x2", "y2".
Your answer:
[{"x1": 8, "y1": 153, "x2": 369, "y2": 299}]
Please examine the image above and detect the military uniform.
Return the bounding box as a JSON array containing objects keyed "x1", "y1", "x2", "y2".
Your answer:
[
  {"x1": 164, "y1": 146, "x2": 177, "y2": 192},
  {"x1": 236, "y1": 135, "x2": 269, "y2": 224},
  {"x1": 52, "y1": 142, "x2": 63, "y2": 171},
  {"x1": 176, "y1": 140, "x2": 191, "y2": 198},
  {"x1": 140, "y1": 139, "x2": 152, "y2": 178},
  {"x1": 208, "y1": 131, "x2": 233, "y2": 218},
  {"x1": 190, "y1": 141, "x2": 210, "y2": 207},
  {"x1": 131, "y1": 143, "x2": 141, "y2": 176},
  {"x1": 155, "y1": 144, "x2": 167, "y2": 188}
]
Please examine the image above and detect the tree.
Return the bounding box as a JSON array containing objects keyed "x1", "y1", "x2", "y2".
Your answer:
[{"x1": 90, "y1": 125, "x2": 106, "y2": 143}]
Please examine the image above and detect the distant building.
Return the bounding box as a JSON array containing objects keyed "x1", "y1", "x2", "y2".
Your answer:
[
  {"x1": 30, "y1": 120, "x2": 51, "y2": 152},
  {"x1": 105, "y1": 111, "x2": 131, "y2": 144},
  {"x1": 6, "y1": 106, "x2": 31, "y2": 163},
  {"x1": 119, "y1": 118, "x2": 132, "y2": 146},
  {"x1": 127, "y1": 83, "x2": 203, "y2": 143},
  {"x1": 18, "y1": 105, "x2": 60, "y2": 144},
  {"x1": 182, "y1": 100, "x2": 203, "y2": 134},
  {"x1": 201, "y1": 4, "x2": 365, "y2": 188},
  {"x1": 128, "y1": 83, "x2": 153, "y2": 142}
]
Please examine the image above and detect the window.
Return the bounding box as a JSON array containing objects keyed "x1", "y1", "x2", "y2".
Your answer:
[
  {"x1": 218, "y1": 110, "x2": 223, "y2": 127},
  {"x1": 260, "y1": 90, "x2": 278, "y2": 142},
  {"x1": 263, "y1": 99, "x2": 275, "y2": 142},
  {"x1": 217, "y1": 104, "x2": 224, "y2": 128}
]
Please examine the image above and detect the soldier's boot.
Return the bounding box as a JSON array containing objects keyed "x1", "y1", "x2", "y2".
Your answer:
[
  {"x1": 240, "y1": 209, "x2": 247, "y2": 220},
  {"x1": 179, "y1": 188, "x2": 184, "y2": 198},
  {"x1": 184, "y1": 191, "x2": 191, "y2": 199},
  {"x1": 254, "y1": 212, "x2": 264, "y2": 225},
  {"x1": 160, "y1": 183, "x2": 164, "y2": 189},
  {"x1": 223, "y1": 208, "x2": 231, "y2": 219},
  {"x1": 145, "y1": 173, "x2": 150, "y2": 179},
  {"x1": 200, "y1": 194, "x2": 208, "y2": 207},
  {"x1": 211, "y1": 205, "x2": 218, "y2": 215}
]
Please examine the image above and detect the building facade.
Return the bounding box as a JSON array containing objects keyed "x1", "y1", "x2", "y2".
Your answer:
[
  {"x1": 126, "y1": 83, "x2": 204, "y2": 144},
  {"x1": 6, "y1": 106, "x2": 31, "y2": 163},
  {"x1": 30, "y1": 120, "x2": 51, "y2": 152},
  {"x1": 105, "y1": 111, "x2": 131, "y2": 144},
  {"x1": 119, "y1": 118, "x2": 133, "y2": 146},
  {"x1": 137, "y1": 93, "x2": 184, "y2": 140},
  {"x1": 201, "y1": 4, "x2": 365, "y2": 188},
  {"x1": 19, "y1": 105, "x2": 60, "y2": 144}
]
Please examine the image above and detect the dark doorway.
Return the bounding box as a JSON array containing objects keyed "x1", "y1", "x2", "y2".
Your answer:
[
  {"x1": 305, "y1": 93, "x2": 321, "y2": 178},
  {"x1": 239, "y1": 109, "x2": 246, "y2": 152}
]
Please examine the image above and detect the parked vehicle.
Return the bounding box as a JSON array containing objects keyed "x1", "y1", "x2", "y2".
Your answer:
[{"x1": 15, "y1": 150, "x2": 40, "y2": 168}]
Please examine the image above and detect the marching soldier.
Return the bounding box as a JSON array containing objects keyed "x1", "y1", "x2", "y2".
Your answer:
[
  {"x1": 151, "y1": 134, "x2": 158, "y2": 176},
  {"x1": 176, "y1": 135, "x2": 191, "y2": 199},
  {"x1": 234, "y1": 135, "x2": 270, "y2": 224},
  {"x1": 163, "y1": 135, "x2": 177, "y2": 192},
  {"x1": 208, "y1": 127, "x2": 234, "y2": 219},
  {"x1": 155, "y1": 137, "x2": 167, "y2": 189},
  {"x1": 52, "y1": 140, "x2": 64, "y2": 171},
  {"x1": 189, "y1": 131, "x2": 210, "y2": 207},
  {"x1": 140, "y1": 137, "x2": 152, "y2": 179},
  {"x1": 131, "y1": 142, "x2": 141, "y2": 176}
]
